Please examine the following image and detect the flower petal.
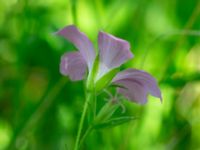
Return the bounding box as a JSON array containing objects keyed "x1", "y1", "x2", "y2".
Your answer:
[
  {"x1": 57, "y1": 25, "x2": 95, "y2": 69},
  {"x1": 112, "y1": 69, "x2": 162, "y2": 104},
  {"x1": 97, "y1": 31, "x2": 133, "y2": 78},
  {"x1": 116, "y1": 80, "x2": 148, "y2": 104},
  {"x1": 60, "y1": 51, "x2": 87, "y2": 81}
]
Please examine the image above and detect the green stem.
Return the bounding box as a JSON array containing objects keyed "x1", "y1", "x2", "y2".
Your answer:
[
  {"x1": 74, "y1": 92, "x2": 93, "y2": 150},
  {"x1": 70, "y1": 0, "x2": 78, "y2": 25},
  {"x1": 79, "y1": 126, "x2": 93, "y2": 149}
]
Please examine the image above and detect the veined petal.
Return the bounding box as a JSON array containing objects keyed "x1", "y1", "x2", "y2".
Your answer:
[
  {"x1": 57, "y1": 25, "x2": 95, "y2": 69},
  {"x1": 116, "y1": 80, "x2": 148, "y2": 104},
  {"x1": 97, "y1": 31, "x2": 133, "y2": 79},
  {"x1": 60, "y1": 51, "x2": 87, "y2": 81},
  {"x1": 112, "y1": 69, "x2": 162, "y2": 104}
]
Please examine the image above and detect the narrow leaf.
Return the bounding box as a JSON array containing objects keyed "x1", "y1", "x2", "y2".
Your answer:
[{"x1": 94, "y1": 116, "x2": 138, "y2": 129}]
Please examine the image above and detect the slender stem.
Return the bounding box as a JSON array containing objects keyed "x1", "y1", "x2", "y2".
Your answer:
[
  {"x1": 93, "y1": 90, "x2": 97, "y2": 118},
  {"x1": 74, "y1": 92, "x2": 93, "y2": 150},
  {"x1": 79, "y1": 126, "x2": 93, "y2": 149},
  {"x1": 70, "y1": 0, "x2": 78, "y2": 25}
]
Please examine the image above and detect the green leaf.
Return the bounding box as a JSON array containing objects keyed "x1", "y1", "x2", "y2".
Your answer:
[
  {"x1": 94, "y1": 116, "x2": 138, "y2": 129},
  {"x1": 95, "y1": 68, "x2": 119, "y2": 92},
  {"x1": 93, "y1": 100, "x2": 120, "y2": 125}
]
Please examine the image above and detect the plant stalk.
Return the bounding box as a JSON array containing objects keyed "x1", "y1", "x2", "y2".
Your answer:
[
  {"x1": 74, "y1": 92, "x2": 93, "y2": 150},
  {"x1": 79, "y1": 125, "x2": 93, "y2": 149}
]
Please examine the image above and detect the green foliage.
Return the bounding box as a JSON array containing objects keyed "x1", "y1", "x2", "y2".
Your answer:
[
  {"x1": 0, "y1": 0, "x2": 200, "y2": 150},
  {"x1": 94, "y1": 116, "x2": 137, "y2": 129},
  {"x1": 95, "y1": 68, "x2": 119, "y2": 93}
]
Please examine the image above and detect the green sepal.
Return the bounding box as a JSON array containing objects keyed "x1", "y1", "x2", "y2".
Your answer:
[
  {"x1": 94, "y1": 116, "x2": 137, "y2": 129},
  {"x1": 109, "y1": 84, "x2": 128, "y2": 89},
  {"x1": 86, "y1": 55, "x2": 99, "y2": 91},
  {"x1": 95, "y1": 68, "x2": 119, "y2": 92},
  {"x1": 93, "y1": 100, "x2": 120, "y2": 125},
  {"x1": 86, "y1": 56, "x2": 99, "y2": 123}
]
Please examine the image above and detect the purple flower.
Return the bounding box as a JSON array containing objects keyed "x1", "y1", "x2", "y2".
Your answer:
[
  {"x1": 57, "y1": 25, "x2": 162, "y2": 104},
  {"x1": 96, "y1": 31, "x2": 133, "y2": 80},
  {"x1": 57, "y1": 25, "x2": 95, "y2": 80},
  {"x1": 112, "y1": 69, "x2": 162, "y2": 104}
]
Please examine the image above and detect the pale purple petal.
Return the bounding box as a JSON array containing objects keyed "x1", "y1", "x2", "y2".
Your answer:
[
  {"x1": 116, "y1": 80, "x2": 148, "y2": 104},
  {"x1": 57, "y1": 25, "x2": 95, "y2": 69},
  {"x1": 112, "y1": 69, "x2": 162, "y2": 104},
  {"x1": 97, "y1": 31, "x2": 133, "y2": 79},
  {"x1": 60, "y1": 51, "x2": 87, "y2": 81}
]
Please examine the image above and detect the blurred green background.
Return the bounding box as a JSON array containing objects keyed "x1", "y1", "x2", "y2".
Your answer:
[{"x1": 0, "y1": 0, "x2": 200, "y2": 149}]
